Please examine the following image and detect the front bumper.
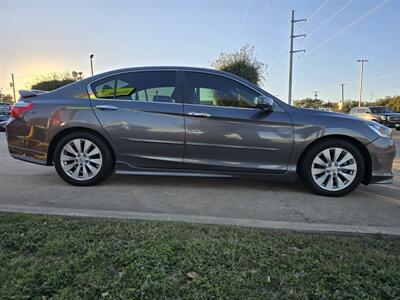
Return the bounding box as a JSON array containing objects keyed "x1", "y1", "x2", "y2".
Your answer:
[
  {"x1": 366, "y1": 136, "x2": 396, "y2": 183},
  {"x1": 380, "y1": 120, "x2": 400, "y2": 129}
]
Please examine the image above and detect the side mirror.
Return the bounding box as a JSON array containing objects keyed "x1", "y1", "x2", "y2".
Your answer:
[{"x1": 255, "y1": 96, "x2": 274, "y2": 112}]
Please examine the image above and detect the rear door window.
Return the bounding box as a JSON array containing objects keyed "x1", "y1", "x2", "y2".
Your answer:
[{"x1": 91, "y1": 71, "x2": 180, "y2": 103}]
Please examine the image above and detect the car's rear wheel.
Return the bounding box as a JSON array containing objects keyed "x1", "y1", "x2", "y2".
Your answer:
[
  {"x1": 54, "y1": 132, "x2": 114, "y2": 186},
  {"x1": 299, "y1": 139, "x2": 365, "y2": 197}
]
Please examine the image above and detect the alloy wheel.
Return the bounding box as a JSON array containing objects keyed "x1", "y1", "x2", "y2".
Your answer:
[
  {"x1": 311, "y1": 147, "x2": 357, "y2": 191},
  {"x1": 60, "y1": 139, "x2": 103, "y2": 181}
]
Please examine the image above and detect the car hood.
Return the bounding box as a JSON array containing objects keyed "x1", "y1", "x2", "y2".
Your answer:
[
  {"x1": 288, "y1": 107, "x2": 383, "y2": 145},
  {"x1": 290, "y1": 107, "x2": 362, "y2": 121}
]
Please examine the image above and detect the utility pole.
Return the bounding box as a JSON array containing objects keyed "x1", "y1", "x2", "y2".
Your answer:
[
  {"x1": 313, "y1": 90, "x2": 319, "y2": 100},
  {"x1": 357, "y1": 59, "x2": 368, "y2": 107},
  {"x1": 338, "y1": 83, "x2": 346, "y2": 109},
  {"x1": 90, "y1": 54, "x2": 94, "y2": 76},
  {"x1": 288, "y1": 10, "x2": 306, "y2": 106},
  {"x1": 11, "y1": 73, "x2": 16, "y2": 103}
]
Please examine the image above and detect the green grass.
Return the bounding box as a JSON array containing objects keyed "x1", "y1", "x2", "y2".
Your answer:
[{"x1": 1, "y1": 213, "x2": 399, "y2": 299}]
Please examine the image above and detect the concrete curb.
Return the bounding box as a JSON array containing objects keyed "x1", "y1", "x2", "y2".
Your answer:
[{"x1": 1, "y1": 204, "x2": 400, "y2": 236}]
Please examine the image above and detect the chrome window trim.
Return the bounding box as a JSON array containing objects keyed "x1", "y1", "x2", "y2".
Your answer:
[
  {"x1": 184, "y1": 102, "x2": 263, "y2": 113},
  {"x1": 86, "y1": 68, "x2": 284, "y2": 112}
]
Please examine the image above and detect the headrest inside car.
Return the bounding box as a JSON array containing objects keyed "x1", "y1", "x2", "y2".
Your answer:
[{"x1": 153, "y1": 95, "x2": 175, "y2": 103}]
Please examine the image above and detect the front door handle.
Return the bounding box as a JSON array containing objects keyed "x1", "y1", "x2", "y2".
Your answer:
[
  {"x1": 95, "y1": 105, "x2": 118, "y2": 111},
  {"x1": 187, "y1": 112, "x2": 211, "y2": 118}
]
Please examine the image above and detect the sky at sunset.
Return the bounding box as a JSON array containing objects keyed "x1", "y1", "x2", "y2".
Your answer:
[{"x1": 0, "y1": 0, "x2": 399, "y2": 103}]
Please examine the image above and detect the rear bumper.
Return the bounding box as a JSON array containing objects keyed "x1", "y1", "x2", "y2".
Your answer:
[
  {"x1": 366, "y1": 136, "x2": 396, "y2": 183},
  {"x1": 6, "y1": 119, "x2": 50, "y2": 165},
  {"x1": 9, "y1": 151, "x2": 48, "y2": 166}
]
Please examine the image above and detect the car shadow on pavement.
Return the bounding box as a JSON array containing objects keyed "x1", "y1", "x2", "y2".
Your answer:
[{"x1": 105, "y1": 174, "x2": 310, "y2": 193}]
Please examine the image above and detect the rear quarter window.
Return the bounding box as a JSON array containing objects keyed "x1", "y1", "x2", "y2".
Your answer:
[{"x1": 92, "y1": 79, "x2": 115, "y2": 99}]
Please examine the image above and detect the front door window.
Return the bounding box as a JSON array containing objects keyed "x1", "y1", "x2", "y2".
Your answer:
[{"x1": 183, "y1": 72, "x2": 260, "y2": 108}]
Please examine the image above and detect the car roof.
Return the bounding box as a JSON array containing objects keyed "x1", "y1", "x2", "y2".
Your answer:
[
  {"x1": 91, "y1": 66, "x2": 247, "y2": 81},
  {"x1": 67, "y1": 66, "x2": 262, "y2": 95}
]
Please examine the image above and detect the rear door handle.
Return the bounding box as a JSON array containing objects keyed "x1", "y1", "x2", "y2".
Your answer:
[
  {"x1": 95, "y1": 105, "x2": 118, "y2": 111},
  {"x1": 187, "y1": 112, "x2": 211, "y2": 118}
]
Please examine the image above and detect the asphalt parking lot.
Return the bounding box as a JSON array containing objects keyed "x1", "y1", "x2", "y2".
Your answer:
[{"x1": 0, "y1": 132, "x2": 399, "y2": 234}]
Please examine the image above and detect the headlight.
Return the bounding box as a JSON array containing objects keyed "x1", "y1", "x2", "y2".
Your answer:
[
  {"x1": 380, "y1": 115, "x2": 387, "y2": 121},
  {"x1": 367, "y1": 122, "x2": 392, "y2": 138}
]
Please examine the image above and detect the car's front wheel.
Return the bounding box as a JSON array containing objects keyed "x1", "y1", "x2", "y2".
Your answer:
[
  {"x1": 54, "y1": 132, "x2": 114, "y2": 186},
  {"x1": 299, "y1": 139, "x2": 365, "y2": 197}
]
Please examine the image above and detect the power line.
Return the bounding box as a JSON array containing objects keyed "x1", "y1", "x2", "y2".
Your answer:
[
  {"x1": 227, "y1": 1, "x2": 243, "y2": 48},
  {"x1": 308, "y1": 0, "x2": 353, "y2": 38},
  {"x1": 269, "y1": 42, "x2": 290, "y2": 71},
  {"x1": 230, "y1": 0, "x2": 251, "y2": 49},
  {"x1": 307, "y1": 0, "x2": 330, "y2": 23},
  {"x1": 268, "y1": 0, "x2": 328, "y2": 75},
  {"x1": 249, "y1": 0, "x2": 272, "y2": 40},
  {"x1": 310, "y1": 73, "x2": 399, "y2": 94},
  {"x1": 346, "y1": 72, "x2": 400, "y2": 85},
  {"x1": 307, "y1": 0, "x2": 389, "y2": 55}
]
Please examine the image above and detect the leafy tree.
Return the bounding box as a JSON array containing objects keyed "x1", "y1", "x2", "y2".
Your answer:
[
  {"x1": 371, "y1": 98, "x2": 390, "y2": 107},
  {"x1": 340, "y1": 100, "x2": 359, "y2": 113},
  {"x1": 0, "y1": 91, "x2": 14, "y2": 104},
  {"x1": 322, "y1": 102, "x2": 339, "y2": 110},
  {"x1": 30, "y1": 72, "x2": 79, "y2": 91},
  {"x1": 371, "y1": 96, "x2": 400, "y2": 112},
  {"x1": 293, "y1": 98, "x2": 324, "y2": 109},
  {"x1": 212, "y1": 45, "x2": 266, "y2": 85},
  {"x1": 365, "y1": 96, "x2": 400, "y2": 112},
  {"x1": 388, "y1": 96, "x2": 400, "y2": 112}
]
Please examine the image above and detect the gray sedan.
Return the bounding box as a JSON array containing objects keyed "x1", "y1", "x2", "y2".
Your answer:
[{"x1": 5, "y1": 67, "x2": 396, "y2": 196}]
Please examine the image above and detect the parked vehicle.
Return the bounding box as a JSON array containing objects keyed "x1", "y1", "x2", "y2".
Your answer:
[
  {"x1": 0, "y1": 102, "x2": 11, "y2": 115},
  {"x1": 0, "y1": 114, "x2": 10, "y2": 131},
  {"x1": 5, "y1": 67, "x2": 396, "y2": 196},
  {"x1": 349, "y1": 106, "x2": 400, "y2": 130}
]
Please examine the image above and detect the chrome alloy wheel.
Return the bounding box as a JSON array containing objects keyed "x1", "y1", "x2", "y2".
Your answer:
[
  {"x1": 60, "y1": 139, "x2": 102, "y2": 181},
  {"x1": 311, "y1": 147, "x2": 357, "y2": 191}
]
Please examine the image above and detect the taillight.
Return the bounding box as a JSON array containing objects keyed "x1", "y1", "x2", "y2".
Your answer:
[{"x1": 11, "y1": 101, "x2": 33, "y2": 119}]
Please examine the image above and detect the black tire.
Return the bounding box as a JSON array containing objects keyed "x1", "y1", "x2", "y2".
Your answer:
[
  {"x1": 54, "y1": 132, "x2": 114, "y2": 186},
  {"x1": 396, "y1": 128, "x2": 400, "y2": 131},
  {"x1": 299, "y1": 139, "x2": 365, "y2": 197}
]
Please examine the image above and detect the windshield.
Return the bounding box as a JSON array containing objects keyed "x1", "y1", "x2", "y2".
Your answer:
[{"x1": 370, "y1": 107, "x2": 395, "y2": 114}]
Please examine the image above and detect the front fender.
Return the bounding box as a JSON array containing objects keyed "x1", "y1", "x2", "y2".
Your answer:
[{"x1": 286, "y1": 108, "x2": 379, "y2": 172}]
